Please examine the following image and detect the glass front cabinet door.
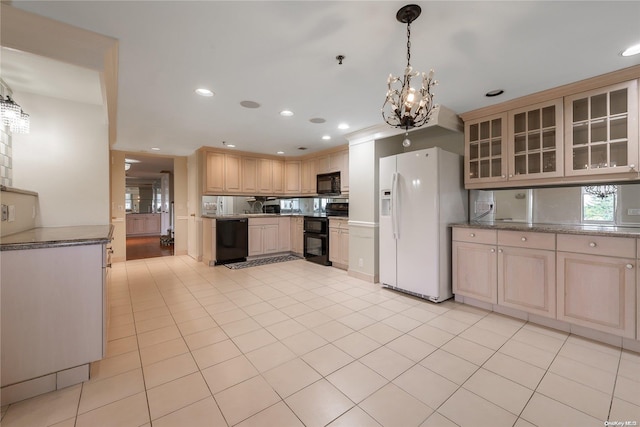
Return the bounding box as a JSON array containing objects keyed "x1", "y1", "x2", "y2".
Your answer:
[
  {"x1": 564, "y1": 80, "x2": 639, "y2": 177},
  {"x1": 508, "y1": 99, "x2": 564, "y2": 181},
  {"x1": 465, "y1": 113, "x2": 508, "y2": 186}
]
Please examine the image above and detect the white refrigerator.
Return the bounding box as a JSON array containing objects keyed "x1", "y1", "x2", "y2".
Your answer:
[{"x1": 379, "y1": 147, "x2": 467, "y2": 302}]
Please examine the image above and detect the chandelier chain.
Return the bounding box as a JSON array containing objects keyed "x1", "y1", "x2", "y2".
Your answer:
[{"x1": 406, "y1": 22, "x2": 411, "y2": 67}]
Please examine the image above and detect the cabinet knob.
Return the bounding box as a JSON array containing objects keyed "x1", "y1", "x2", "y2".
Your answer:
[
  {"x1": 630, "y1": 164, "x2": 636, "y2": 170},
  {"x1": 589, "y1": 242, "x2": 597, "y2": 248},
  {"x1": 626, "y1": 264, "x2": 633, "y2": 269},
  {"x1": 498, "y1": 248, "x2": 503, "y2": 253},
  {"x1": 490, "y1": 248, "x2": 496, "y2": 253},
  {"x1": 469, "y1": 233, "x2": 475, "y2": 237},
  {"x1": 509, "y1": 174, "x2": 513, "y2": 178},
  {"x1": 501, "y1": 175, "x2": 506, "y2": 179},
  {"x1": 521, "y1": 237, "x2": 527, "y2": 242}
]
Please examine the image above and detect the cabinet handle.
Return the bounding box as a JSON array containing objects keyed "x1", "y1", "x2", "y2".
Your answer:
[
  {"x1": 521, "y1": 237, "x2": 527, "y2": 242},
  {"x1": 498, "y1": 248, "x2": 503, "y2": 253},
  {"x1": 626, "y1": 264, "x2": 633, "y2": 269},
  {"x1": 589, "y1": 242, "x2": 597, "y2": 248},
  {"x1": 469, "y1": 233, "x2": 475, "y2": 237},
  {"x1": 490, "y1": 248, "x2": 496, "y2": 253},
  {"x1": 630, "y1": 164, "x2": 636, "y2": 170},
  {"x1": 509, "y1": 174, "x2": 513, "y2": 178},
  {"x1": 501, "y1": 175, "x2": 506, "y2": 179}
]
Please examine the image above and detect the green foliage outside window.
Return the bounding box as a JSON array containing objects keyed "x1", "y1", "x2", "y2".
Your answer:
[{"x1": 582, "y1": 193, "x2": 615, "y2": 222}]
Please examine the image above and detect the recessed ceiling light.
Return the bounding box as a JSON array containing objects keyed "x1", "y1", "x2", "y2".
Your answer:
[
  {"x1": 322, "y1": 135, "x2": 331, "y2": 140},
  {"x1": 240, "y1": 100, "x2": 261, "y2": 108},
  {"x1": 280, "y1": 110, "x2": 294, "y2": 117},
  {"x1": 277, "y1": 151, "x2": 285, "y2": 155},
  {"x1": 124, "y1": 158, "x2": 141, "y2": 163},
  {"x1": 485, "y1": 89, "x2": 504, "y2": 97},
  {"x1": 222, "y1": 141, "x2": 236, "y2": 148},
  {"x1": 309, "y1": 118, "x2": 326, "y2": 124},
  {"x1": 195, "y1": 88, "x2": 214, "y2": 97},
  {"x1": 622, "y1": 43, "x2": 640, "y2": 57},
  {"x1": 151, "y1": 147, "x2": 160, "y2": 151},
  {"x1": 338, "y1": 123, "x2": 349, "y2": 130}
]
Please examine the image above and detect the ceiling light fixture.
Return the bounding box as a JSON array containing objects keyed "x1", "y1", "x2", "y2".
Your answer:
[
  {"x1": 338, "y1": 123, "x2": 349, "y2": 130},
  {"x1": 322, "y1": 135, "x2": 331, "y2": 140},
  {"x1": 195, "y1": 88, "x2": 214, "y2": 97},
  {"x1": 151, "y1": 147, "x2": 160, "y2": 151},
  {"x1": 280, "y1": 110, "x2": 294, "y2": 117},
  {"x1": 485, "y1": 89, "x2": 504, "y2": 97},
  {"x1": 0, "y1": 95, "x2": 30, "y2": 134},
  {"x1": 277, "y1": 151, "x2": 284, "y2": 155},
  {"x1": 622, "y1": 43, "x2": 640, "y2": 57},
  {"x1": 585, "y1": 185, "x2": 618, "y2": 199},
  {"x1": 382, "y1": 4, "x2": 437, "y2": 148}
]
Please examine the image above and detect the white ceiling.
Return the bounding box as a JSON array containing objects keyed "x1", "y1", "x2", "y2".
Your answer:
[{"x1": 4, "y1": 1, "x2": 640, "y2": 158}]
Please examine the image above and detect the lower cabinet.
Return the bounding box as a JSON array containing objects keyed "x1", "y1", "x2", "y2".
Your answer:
[
  {"x1": 278, "y1": 217, "x2": 291, "y2": 252},
  {"x1": 248, "y1": 218, "x2": 279, "y2": 256},
  {"x1": 497, "y1": 231, "x2": 556, "y2": 318},
  {"x1": 452, "y1": 228, "x2": 498, "y2": 304},
  {"x1": 329, "y1": 218, "x2": 349, "y2": 268},
  {"x1": 126, "y1": 214, "x2": 161, "y2": 236},
  {"x1": 452, "y1": 226, "x2": 638, "y2": 341},
  {"x1": 557, "y1": 234, "x2": 636, "y2": 339},
  {"x1": 202, "y1": 218, "x2": 216, "y2": 266},
  {"x1": 291, "y1": 216, "x2": 304, "y2": 255}
]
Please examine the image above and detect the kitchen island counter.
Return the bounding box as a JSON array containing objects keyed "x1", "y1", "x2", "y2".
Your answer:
[{"x1": 0, "y1": 225, "x2": 113, "y2": 251}]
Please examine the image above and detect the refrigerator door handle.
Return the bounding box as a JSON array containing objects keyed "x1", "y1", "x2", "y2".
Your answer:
[{"x1": 391, "y1": 171, "x2": 399, "y2": 239}]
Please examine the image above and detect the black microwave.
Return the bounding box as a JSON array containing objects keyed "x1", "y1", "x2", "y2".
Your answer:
[{"x1": 317, "y1": 172, "x2": 341, "y2": 195}]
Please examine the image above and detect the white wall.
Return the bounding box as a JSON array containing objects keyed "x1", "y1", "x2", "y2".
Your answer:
[{"x1": 12, "y1": 91, "x2": 109, "y2": 227}]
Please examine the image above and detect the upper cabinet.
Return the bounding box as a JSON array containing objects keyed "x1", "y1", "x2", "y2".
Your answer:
[
  {"x1": 509, "y1": 99, "x2": 564, "y2": 181},
  {"x1": 565, "y1": 80, "x2": 638, "y2": 177},
  {"x1": 200, "y1": 145, "x2": 349, "y2": 196},
  {"x1": 461, "y1": 66, "x2": 640, "y2": 189},
  {"x1": 465, "y1": 114, "x2": 508, "y2": 186}
]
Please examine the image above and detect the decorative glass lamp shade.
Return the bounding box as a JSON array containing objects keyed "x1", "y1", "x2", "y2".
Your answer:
[
  {"x1": 584, "y1": 185, "x2": 617, "y2": 199},
  {"x1": 0, "y1": 96, "x2": 30, "y2": 134}
]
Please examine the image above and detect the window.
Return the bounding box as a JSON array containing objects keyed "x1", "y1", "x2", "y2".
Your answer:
[{"x1": 581, "y1": 187, "x2": 616, "y2": 223}]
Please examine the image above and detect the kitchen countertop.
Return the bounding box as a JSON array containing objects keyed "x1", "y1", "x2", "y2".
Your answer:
[
  {"x1": 451, "y1": 221, "x2": 640, "y2": 238},
  {"x1": 0, "y1": 225, "x2": 114, "y2": 251}
]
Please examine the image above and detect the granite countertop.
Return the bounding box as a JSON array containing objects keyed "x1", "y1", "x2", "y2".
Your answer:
[
  {"x1": 451, "y1": 221, "x2": 640, "y2": 238},
  {"x1": 1, "y1": 225, "x2": 114, "y2": 251}
]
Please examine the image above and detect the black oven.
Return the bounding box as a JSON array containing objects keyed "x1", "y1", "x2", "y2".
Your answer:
[{"x1": 303, "y1": 216, "x2": 331, "y2": 266}]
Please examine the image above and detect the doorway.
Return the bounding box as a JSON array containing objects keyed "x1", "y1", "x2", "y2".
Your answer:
[{"x1": 124, "y1": 154, "x2": 175, "y2": 260}]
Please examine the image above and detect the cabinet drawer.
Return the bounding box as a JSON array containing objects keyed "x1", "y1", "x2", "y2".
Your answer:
[
  {"x1": 452, "y1": 227, "x2": 497, "y2": 244},
  {"x1": 248, "y1": 217, "x2": 279, "y2": 226},
  {"x1": 557, "y1": 234, "x2": 636, "y2": 258},
  {"x1": 498, "y1": 230, "x2": 555, "y2": 250},
  {"x1": 329, "y1": 218, "x2": 348, "y2": 229}
]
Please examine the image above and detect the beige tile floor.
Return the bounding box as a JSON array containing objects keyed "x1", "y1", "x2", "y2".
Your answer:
[{"x1": 2, "y1": 255, "x2": 640, "y2": 427}]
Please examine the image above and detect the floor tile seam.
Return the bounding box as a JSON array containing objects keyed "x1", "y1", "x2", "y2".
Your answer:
[
  {"x1": 533, "y1": 365, "x2": 614, "y2": 421},
  {"x1": 531, "y1": 383, "x2": 613, "y2": 423},
  {"x1": 281, "y1": 376, "x2": 355, "y2": 427},
  {"x1": 546, "y1": 361, "x2": 618, "y2": 395},
  {"x1": 459, "y1": 375, "x2": 534, "y2": 418},
  {"x1": 607, "y1": 349, "x2": 625, "y2": 421}
]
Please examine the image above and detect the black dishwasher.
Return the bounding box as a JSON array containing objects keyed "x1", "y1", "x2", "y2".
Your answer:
[{"x1": 216, "y1": 218, "x2": 248, "y2": 264}]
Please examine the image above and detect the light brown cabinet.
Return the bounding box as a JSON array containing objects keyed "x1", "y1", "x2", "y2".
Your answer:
[
  {"x1": 301, "y1": 158, "x2": 317, "y2": 194},
  {"x1": 126, "y1": 213, "x2": 161, "y2": 236},
  {"x1": 462, "y1": 71, "x2": 640, "y2": 190},
  {"x1": 290, "y1": 216, "x2": 304, "y2": 255},
  {"x1": 204, "y1": 151, "x2": 225, "y2": 193},
  {"x1": 272, "y1": 160, "x2": 284, "y2": 194},
  {"x1": 557, "y1": 234, "x2": 636, "y2": 338},
  {"x1": 497, "y1": 230, "x2": 556, "y2": 318},
  {"x1": 464, "y1": 114, "x2": 508, "y2": 186},
  {"x1": 508, "y1": 99, "x2": 564, "y2": 181},
  {"x1": 202, "y1": 218, "x2": 216, "y2": 266},
  {"x1": 285, "y1": 161, "x2": 301, "y2": 194},
  {"x1": 329, "y1": 218, "x2": 349, "y2": 268},
  {"x1": 278, "y1": 217, "x2": 291, "y2": 252},
  {"x1": 248, "y1": 218, "x2": 279, "y2": 256},
  {"x1": 452, "y1": 228, "x2": 498, "y2": 304},
  {"x1": 242, "y1": 157, "x2": 258, "y2": 193},
  {"x1": 564, "y1": 80, "x2": 639, "y2": 177},
  {"x1": 224, "y1": 154, "x2": 241, "y2": 193}
]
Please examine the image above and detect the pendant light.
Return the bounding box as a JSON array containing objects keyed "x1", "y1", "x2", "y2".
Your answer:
[{"x1": 382, "y1": 4, "x2": 437, "y2": 147}]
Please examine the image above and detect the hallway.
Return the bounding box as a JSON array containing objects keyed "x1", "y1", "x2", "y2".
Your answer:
[{"x1": 126, "y1": 235, "x2": 173, "y2": 261}]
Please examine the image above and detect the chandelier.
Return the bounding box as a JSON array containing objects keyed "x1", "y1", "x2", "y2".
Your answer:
[
  {"x1": 584, "y1": 185, "x2": 618, "y2": 199},
  {"x1": 0, "y1": 95, "x2": 30, "y2": 134},
  {"x1": 382, "y1": 4, "x2": 437, "y2": 147}
]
